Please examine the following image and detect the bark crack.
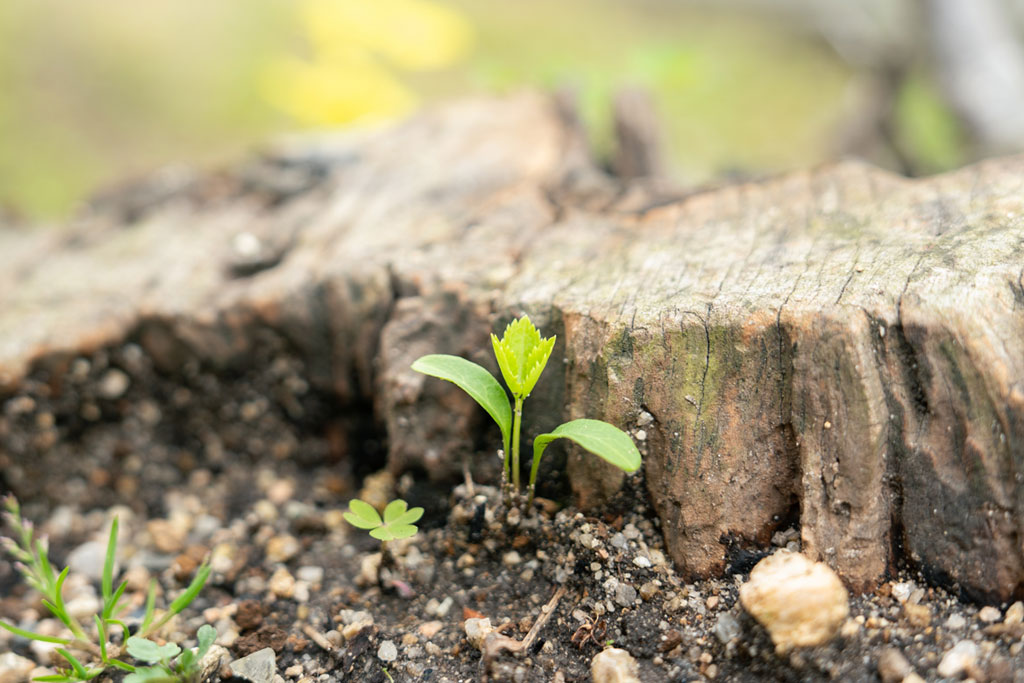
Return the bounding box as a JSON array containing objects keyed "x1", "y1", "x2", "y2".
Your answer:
[
  {"x1": 834, "y1": 246, "x2": 862, "y2": 305},
  {"x1": 696, "y1": 304, "x2": 712, "y2": 428}
]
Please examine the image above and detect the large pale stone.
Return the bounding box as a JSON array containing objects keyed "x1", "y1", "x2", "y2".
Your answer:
[
  {"x1": 739, "y1": 551, "x2": 849, "y2": 652},
  {"x1": 591, "y1": 648, "x2": 641, "y2": 683}
]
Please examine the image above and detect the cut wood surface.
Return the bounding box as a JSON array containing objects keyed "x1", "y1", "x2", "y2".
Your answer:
[{"x1": 1, "y1": 94, "x2": 1022, "y2": 602}]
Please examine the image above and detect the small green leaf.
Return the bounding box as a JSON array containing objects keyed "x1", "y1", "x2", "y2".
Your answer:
[
  {"x1": 126, "y1": 637, "x2": 181, "y2": 664},
  {"x1": 490, "y1": 316, "x2": 555, "y2": 398},
  {"x1": 530, "y1": 419, "x2": 642, "y2": 491},
  {"x1": 369, "y1": 524, "x2": 419, "y2": 541},
  {"x1": 385, "y1": 524, "x2": 420, "y2": 540},
  {"x1": 382, "y1": 500, "x2": 407, "y2": 524},
  {"x1": 382, "y1": 500, "x2": 423, "y2": 527},
  {"x1": 175, "y1": 650, "x2": 195, "y2": 671},
  {"x1": 343, "y1": 499, "x2": 383, "y2": 529},
  {"x1": 195, "y1": 624, "x2": 217, "y2": 659},
  {"x1": 411, "y1": 354, "x2": 512, "y2": 456}
]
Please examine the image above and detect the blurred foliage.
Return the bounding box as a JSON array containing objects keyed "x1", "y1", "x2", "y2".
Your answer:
[
  {"x1": 894, "y1": 75, "x2": 967, "y2": 174},
  {"x1": 262, "y1": 0, "x2": 473, "y2": 126},
  {"x1": 0, "y1": 0, "x2": 967, "y2": 220}
]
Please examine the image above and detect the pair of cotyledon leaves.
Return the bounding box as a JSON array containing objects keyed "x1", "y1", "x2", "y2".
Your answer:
[
  {"x1": 410, "y1": 315, "x2": 642, "y2": 476},
  {"x1": 344, "y1": 499, "x2": 424, "y2": 541}
]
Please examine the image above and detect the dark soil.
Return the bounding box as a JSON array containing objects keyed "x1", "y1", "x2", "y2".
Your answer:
[{"x1": 2, "y1": 341, "x2": 1023, "y2": 682}]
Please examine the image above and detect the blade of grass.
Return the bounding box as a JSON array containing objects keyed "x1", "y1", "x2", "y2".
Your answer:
[
  {"x1": 0, "y1": 620, "x2": 71, "y2": 644},
  {"x1": 140, "y1": 580, "x2": 157, "y2": 633},
  {"x1": 150, "y1": 563, "x2": 210, "y2": 633},
  {"x1": 56, "y1": 649, "x2": 89, "y2": 680},
  {"x1": 101, "y1": 517, "x2": 118, "y2": 606},
  {"x1": 104, "y1": 580, "x2": 128, "y2": 619},
  {"x1": 41, "y1": 598, "x2": 74, "y2": 631},
  {"x1": 94, "y1": 616, "x2": 108, "y2": 662},
  {"x1": 167, "y1": 564, "x2": 210, "y2": 615},
  {"x1": 107, "y1": 619, "x2": 130, "y2": 644},
  {"x1": 35, "y1": 539, "x2": 55, "y2": 592},
  {"x1": 108, "y1": 658, "x2": 135, "y2": 672}
]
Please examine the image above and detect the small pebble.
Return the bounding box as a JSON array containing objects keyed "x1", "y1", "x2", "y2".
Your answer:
[
  {"x1": 945, "y1": 613, "x2": 967, "y2": 630},
  {"x1": 876, "y1": 647, "x2": 913, "y2": 683},
  {"x1": 713, "y1": 613, "x2": 741, "y2": 645},
  {"x1": 268, "y1": 568, "x2": 295, "y2": 599},
  {"x1": 265, "y1": 535, "x2": 301, "y2": 563},
  {"x1": 65, "y1": 594, "x2": 102, "y2": 620},
  {"x1": 425, "y1": 596, "x2": 453, "y2": 618},
  {"x1": 296, "y1": 566, "x2": 324, "y2": 585},
  {"x1": 377, "y1": 640, "x2": 398, "y2": 663},
  {"x1": 978, "y1": 605, "x2": 1001, "y2": 623},
  {"x1": 614, "y1": 584, "x2": 638, "y2": 607},
  {"x1": 418, "y1": 621, "x2": 443, "y2": 638},
  {"x1": 357, "y1": 553, "x2": 382, "y2": 587},
  {"x1": 890, "y1": 581, "x2": 914, "y2": 604},
  {"x1": 1005, "y1": 601, "x2": 1024, "y2": 625},
  {"x1": 266, "y1": 479, "x2": 295, "y2": 506},
  {"x1": 936, "y1": 640, "x2": 977, "y2": 678},
  {"x1": 229, "y1": 648, "x2": 276, "y2": 683},
  {"x1": 465, "y1": 618, "x2": 494, "y2": 649},
  {"x1": 632, "y1": 555, "x2": 651, "y2": 568},
  {"x1": 98, "y1": 369, "x2": 130, "y2": 399},
  {"x1": 0, "y1": 652, "x2": 36, "y2": 683},
  {"x1": 638, "y1": 582, "x2": 660, "y2": 601},
  {"x1": 902, "y1": 602, "x2": 930, "y2": 627},
  {"x1": 66, "y1": 540, "x2": 109, "y2": 581}
]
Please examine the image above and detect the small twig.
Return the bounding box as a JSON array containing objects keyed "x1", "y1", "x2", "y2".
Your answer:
[
  {"x1": 462, "y1": 459, "x2": 476, "y2": 498},
  {"x1": 521, "y1": 585, "x2": 567, "y2": 652},
  {"x1": 480, "y1": 585, "x2": 568, "y2": 680},
  {"x1": 301, "y1": 624, "x2": 334, "y2": 652}
]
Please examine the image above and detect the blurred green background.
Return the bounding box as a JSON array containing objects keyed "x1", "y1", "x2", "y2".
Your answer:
[{"x1": 0, "y1": 0, "x2": 990, "y2": 220}]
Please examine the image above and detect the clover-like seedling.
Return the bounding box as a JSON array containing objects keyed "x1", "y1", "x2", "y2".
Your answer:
[
  {"x1": 412, "y1": 315, "x2": 642, "y2": 504},
  {"x1": 344, "y1": 499, "x2": 423, "y2": 542},
  {"x1": 124, "y1": 624, "x2": 217, "y2": 683}
]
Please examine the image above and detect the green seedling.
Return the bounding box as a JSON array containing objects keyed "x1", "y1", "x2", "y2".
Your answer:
[
  {"x1": 0, "y1": 496, "x2": 212, "y2": 683},
  {"x1": 412, "y1": 315, "x2": 642, "y2": 504},
  {"x1": 123, "y1": 624, "x2": 217, "y2": 683},
  {"x1": 343, "y1": 499, "x2": 423, "y2": 541},
  {"x1": 343, "y1": 498, "x2": 422, "y2": 592}
]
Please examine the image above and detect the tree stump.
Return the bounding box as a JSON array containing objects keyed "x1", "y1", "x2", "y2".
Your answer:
[{"x1": 1, "y1": 93, "x2": 1022, "y2": 602}]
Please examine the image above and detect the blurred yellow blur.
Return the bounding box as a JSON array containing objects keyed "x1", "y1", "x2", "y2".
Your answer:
[
  {"x1": 261, "y1": 0, "x2": 474, "y2": 126},
  {"x1": 0, "y1": 0, "x2": 976, "y2": 221}
]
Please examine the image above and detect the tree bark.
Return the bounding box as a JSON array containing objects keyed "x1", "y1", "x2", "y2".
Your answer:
[{"x1": 1, "y1": 94, "x2": 1022, "y2": 602}]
